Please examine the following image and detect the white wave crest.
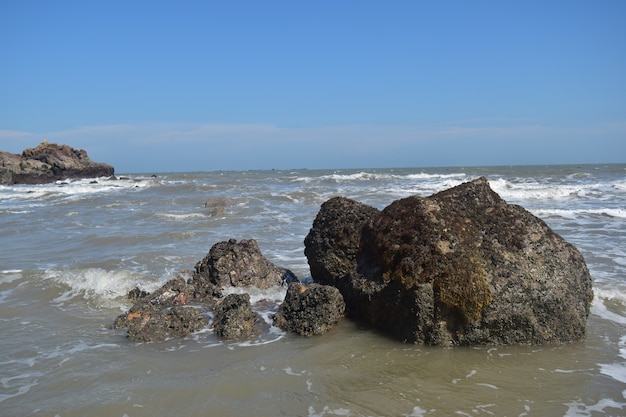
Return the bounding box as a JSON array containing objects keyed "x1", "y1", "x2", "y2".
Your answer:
[
  {"x1": 301, "y1": 171, "x2": 467, "y2": 183},
  {"x1": 594, "y1": 288, "x2": 626, "y2": 305},
  {"x1": 564, "y1": 397, "x2": 626, "y2": 416},
  {"x1": 532, "y1": 208, "x2": 626, "y2": 219},
  {"x1": 488, "y1": 178, "x2": 626, "y2": 205},
  {"x1": 597, "y1": 335, "x2": 626, "y2": 386},
  {"x1": 221, "y1": 285, "x2": 287, "y2": 305},
  {"x1": 46, "y1": 268, "x2": 160, "y2": 304},
  {"x1": 591, "y1": 289, "x2": 626, "y2": 325},
  {"x1": 156, "y1": 212, "x2": 208, "y2": 221},
  {"x1": 0, "y1": 176, "x2": 156, "y2": 204}
]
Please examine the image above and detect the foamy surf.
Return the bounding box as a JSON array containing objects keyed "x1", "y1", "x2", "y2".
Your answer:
[
  {"x1": 590, "y1": 288, "x2": 626, "y2": 327},
  {"x1": 0, "y1": 176, "x2": 157, "y2": 207},
  {"x1": 598, "y1": 336, "x2": 626, "y2": 385},
  {"x1": 45, "y1": 268, "x2": 162, "y2": 308}
]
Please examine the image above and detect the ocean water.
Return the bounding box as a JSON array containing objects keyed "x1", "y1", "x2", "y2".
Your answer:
[{"x1": 1, "y1": 164, "x2": 625, "y2": 417}]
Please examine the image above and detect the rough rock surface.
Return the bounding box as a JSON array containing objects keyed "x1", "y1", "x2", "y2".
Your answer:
[
  {"x1": 0, "y1": 141, "x2": 115, "y2": 184},
  {"x1": 273, "y1": 283, "x2": 346, "y2": 336},
  {"x1": 304, "y1": 197, "x2": 380, "y2": 287},
  {"x1": 193, "y1": 238, "x2": 298, "y2": 289},
  {"x1": 114, "y1": 239, "x2": 297, "y2": 342},
  {"x1": 304, "y1": 177, "x2": 594, "y2": 346},
  {"x1": 213, "y1": 293, "x2": 258, "y2": 339},
  {"x1": 112, "y1": 277, "x2": 207, "y2": 342}
]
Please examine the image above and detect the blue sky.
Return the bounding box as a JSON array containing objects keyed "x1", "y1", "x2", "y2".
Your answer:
[{"x1": 1, "y1": 1, "x2": 624, "y2": 173}]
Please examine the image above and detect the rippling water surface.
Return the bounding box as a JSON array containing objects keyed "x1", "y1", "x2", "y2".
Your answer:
[{"x1": 1, "y1": 164, "x2": 625, "y2": 416}]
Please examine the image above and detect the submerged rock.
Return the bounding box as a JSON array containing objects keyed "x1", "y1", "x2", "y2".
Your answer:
[
  {"x1": 273, "y1": 282, "x2": 346, "y2": 336},
  {"x1": 203, "y1": 197, "x2": 232, "y2": 216},
  {"x1": 0, "y1": 141, "x2": 114, "y2": 185},
  {"x1": 304, "y1": 177, "x2": 594, "y2": 346}
]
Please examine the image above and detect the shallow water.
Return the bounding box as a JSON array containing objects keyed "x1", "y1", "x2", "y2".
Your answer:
[{"x1": 1, "y1": 164, "x2": 625, "y2": 416}]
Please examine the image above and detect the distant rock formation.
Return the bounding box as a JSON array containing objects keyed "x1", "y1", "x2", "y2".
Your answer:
[
  {"x1": 0, "y1": 141, "x2": 114, "y2": 184},
  {"x1": 304, "y1": 177, "x2": 594, "y2": 346}
]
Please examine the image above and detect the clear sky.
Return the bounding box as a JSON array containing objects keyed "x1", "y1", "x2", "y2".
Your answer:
[{"x1": 1, "y1": 1, "x2": 624, "y2": 173}]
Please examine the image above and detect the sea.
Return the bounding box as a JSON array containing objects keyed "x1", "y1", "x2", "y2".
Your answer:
[{"x1": 1, "y1": 164, "x2": 625, "y2": 417}]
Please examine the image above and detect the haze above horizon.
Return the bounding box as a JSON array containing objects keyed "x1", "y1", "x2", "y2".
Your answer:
[{"x1": 1, "y1": 1, "x2": 624, "y2": 173}]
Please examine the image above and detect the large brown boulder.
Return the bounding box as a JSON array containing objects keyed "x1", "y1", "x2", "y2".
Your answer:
[
  {"x1": 304, "y1": 177, "x2": 594, "y2": 346},
  {"x1": 0, "y1": 141, "x2": 114, "y2": 184}
]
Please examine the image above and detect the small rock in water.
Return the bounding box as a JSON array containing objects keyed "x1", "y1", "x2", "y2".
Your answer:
[
  {"x1": 273, "y1": 283, "x2": 346, "y2": 336},
  {"x1": 213, "y1": 293, "x2": 258, "y2": 339}
]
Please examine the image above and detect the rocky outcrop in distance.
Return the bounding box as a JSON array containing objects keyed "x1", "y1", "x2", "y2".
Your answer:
[
  {"x1": 304, "y1": 177, "x2": 594, "y2": 346},
  {"x1": 0, "y1": 141, "x2": 114, "y2": 185}
]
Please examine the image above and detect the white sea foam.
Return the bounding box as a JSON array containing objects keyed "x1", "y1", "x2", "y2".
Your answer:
[
  {"x1": 228, "y1": 334, "x2": 286, "y2": 348},
  {"x1": 157, "y1": 212, "x2": 208, "y2": 220},
  {"x1": 402, "y1": 406, "x2": 432, "y2": 417},
  {"x1": 533, "y1": 208, "x2": 626, "y2": 219},
  {"x1": 0, "y1": 371, "x2": 43, "y2": 403},
  {"x1": 296, "y1": 171, "x2": 467, "y2": 183},
  {"x1": 319, "y1": 171, "x2": 388, "y2": 181},
  {"x1": 46, "y1": 268, "x2": 160, "y2": 304},
  {"x1": 475, "y1": 383, "x2": 499, "y2": 390},
  {"x1": 0, "y1": 209, "x2": 32, "y2": 214},
  {"x1": 0, "y1": 176, "x2": 155, "y2": 205},
  {"x1": 598, "y1": 335, "x2": 626, "y2": 385},
  {"x1": 221, "y1": 285, "x2": 287, "y2": 305},
  {"x1": 488, "y1": 178, "x2": 620, "y2": 204},
  {"x1": 308, "y1": 406, "x2": 352, "y2": 417},
  {"x1": 0, "y1": 270, "x2": 23, "y2": 284},
  {"x1": 42, "y1": 340, "x2": 120, "y2": 361},
  {"x1": 404, "y1": 172, "x2": 466, "y2": 180},
  {"x1": 591, "y1": 286, "x2": 626, "y2": 326},
  {"x1": 594, "y1": 288, "x2": 626, "y2": 305},
  {"x1": 283, "y1": 366, "x2": 307, "y2": 376},
  {"x1": 599, "y1": 362, "x2": 626, "y2": 384},
  {"x1": 591, "y1": 303, "x2": 626, "y2": 326},
  {"x1": 564, "y1": 397, "x2": 626, "y2": 416}
]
